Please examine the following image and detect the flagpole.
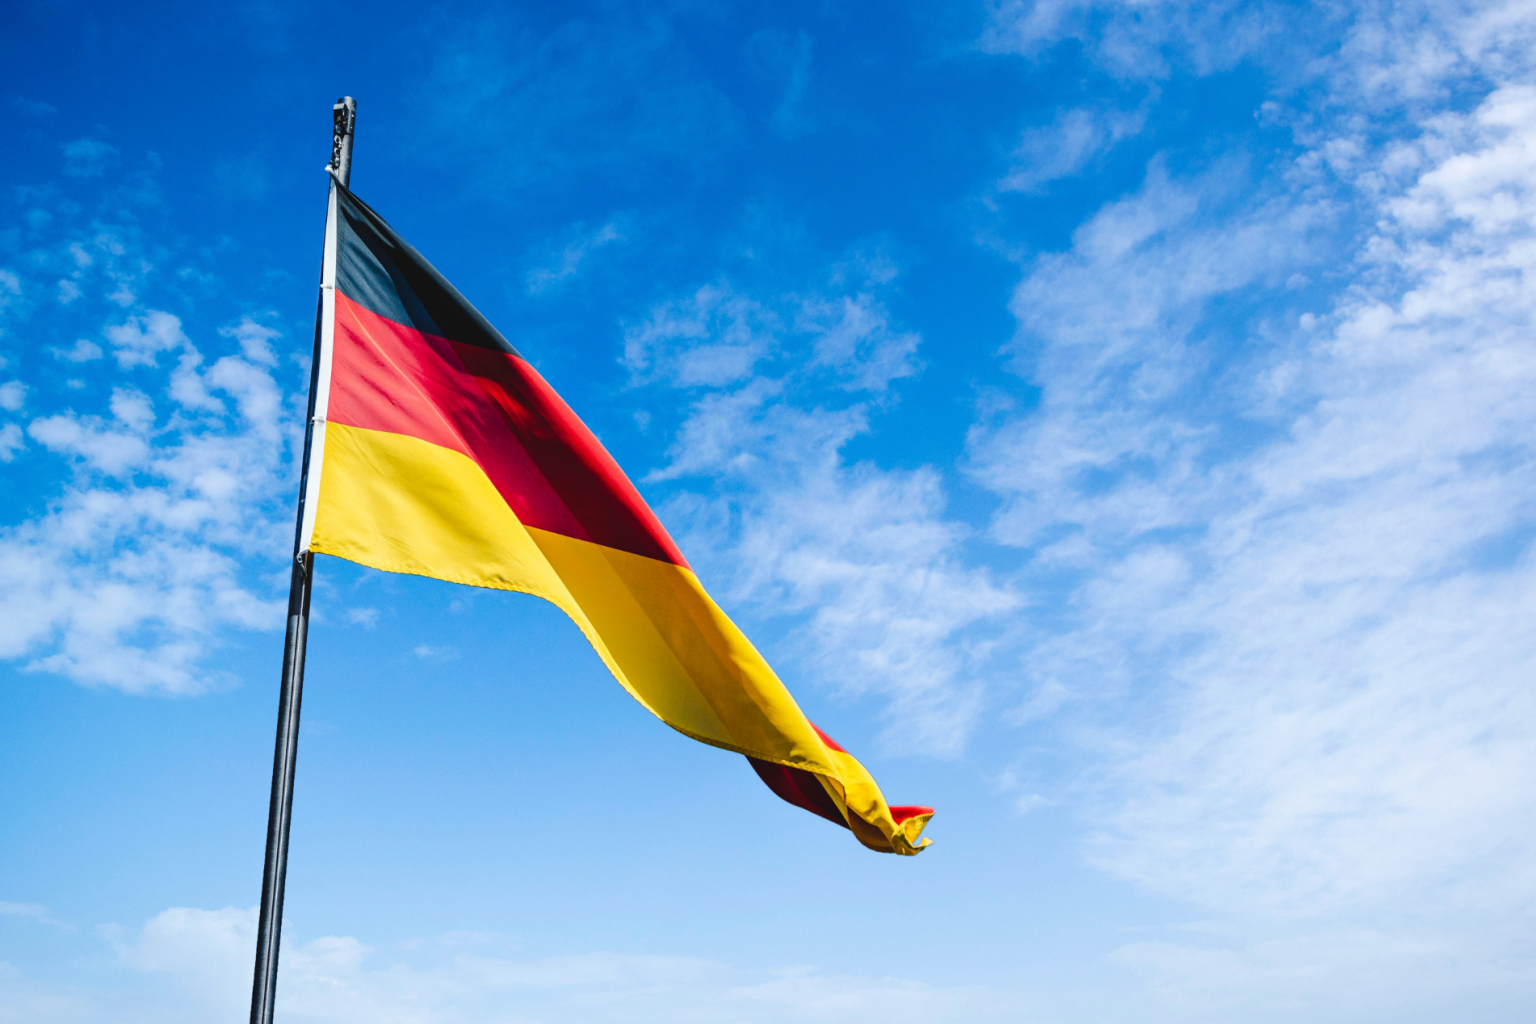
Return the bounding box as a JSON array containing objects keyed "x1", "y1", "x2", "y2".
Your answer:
[{"x1": 248, "y1": 95, "x2": 355, "y2": 1024}]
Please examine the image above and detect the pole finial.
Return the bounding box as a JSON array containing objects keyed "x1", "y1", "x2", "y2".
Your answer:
[{"x1": 330, "y1": 96, "x2": 357, "y2": 188}]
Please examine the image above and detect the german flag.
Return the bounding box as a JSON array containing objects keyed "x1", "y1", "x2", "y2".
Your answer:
[{"x1": 295, "y1": 182, "x2": 933, "y2": 855}]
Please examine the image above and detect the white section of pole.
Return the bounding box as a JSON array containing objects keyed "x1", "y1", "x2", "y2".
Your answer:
[{"x1": 295, "y1": 181, "x2": 339, "y2": 557}]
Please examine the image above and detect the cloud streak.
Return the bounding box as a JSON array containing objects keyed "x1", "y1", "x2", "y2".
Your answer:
[
  {"x1": 0, "y1": 905, "x2": 1020, "y2": 1024},
  {"x1": 0, "y1": 179, "x2": 295, "y2": 695},
  {"x1": 973, "y1": 4, "x2": 1536, "y2": 935},
  {"x1": 637, "y1": 270, "x2": 1013, "y2": 755}
]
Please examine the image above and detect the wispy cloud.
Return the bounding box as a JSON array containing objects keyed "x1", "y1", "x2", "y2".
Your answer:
[
  {"x1": 0, "y1": 901, "x2": 71, "y2": 930},
  {"x1": 971, "y1": 9, "x2": 1536, "y2": 933},
  {"x1": 998, "y1": 103, "x2": 1147, "y2": 194},
  {"x1": 0, "y1": 171, "x2": 294, "y2": 695},
  {"x1": 746, "y1": 28, "x2": 815, "y2": 137},
  {"x1": 624, "y1": 283, "x2": 780, "y2": 388},
  {"x1": 950, "y1": 8, "x2": 1536, "y2": 1013},
  {"x1": 344, "y1": 607, "x2": 379, "y2": 628},
  {"x1": 105, "y1": 310, "x2": 190, "y2": 369},
  {"x1": 53, "y1": 338, "x2": 104, "y2": 363},
  {"x1": 0, "y1": 379, "x2": 25, "y2": 411},
  {"x1": 9, "y1": 96, "x2": 58, "y2": 118},
  {"x1": 982, "y1": 0, "x2": 1536, "y2": 114},
  {"x1": 12, "y1": 904, "x2": 1020, "y2": 1024},
  {"x1": 61, "y1": 138, "x2": 120, "y2": 179},
  {"x1": 526, "y1": 220, "x2": 624, "y2": 295},
  {"x1": 636, "y1": 269, "x2": 1013, "y2": 755},
  {"x1": 6, "y1": 337, "x2": 292, "y2": 692},
  {"x1": 0, "y1": 422, "x2": 22, "y2": 461},
  {"x1": 981, "y1": 0, "x2": 1285, "y2": 80},
  {"x1": 1109, "y1": 923, "x2": 1536, "y2": 1022}
]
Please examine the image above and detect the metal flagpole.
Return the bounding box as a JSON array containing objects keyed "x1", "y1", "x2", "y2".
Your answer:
[{"x1": 248, "y1": 95, "x2": 355, "y2": 1024}]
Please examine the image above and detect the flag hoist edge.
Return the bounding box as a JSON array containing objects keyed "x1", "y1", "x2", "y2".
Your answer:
[{"x1": 296, "y1": 179, "x2": 933, "y2": 855}]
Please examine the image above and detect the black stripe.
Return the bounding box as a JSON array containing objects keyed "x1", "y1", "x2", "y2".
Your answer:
[{"x1": 334, "y1": 184, "x2": 518, "y2": 356}]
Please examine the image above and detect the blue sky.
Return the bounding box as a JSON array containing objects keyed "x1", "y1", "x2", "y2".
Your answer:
[{"x1": 3, "y1": 1, "x2": 1535, "y2": 1020}]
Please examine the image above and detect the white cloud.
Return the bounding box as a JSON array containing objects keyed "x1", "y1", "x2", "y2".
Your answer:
[
  {"x1": 973, "y1": 50, "x2": 1536, "y2": 945},
  {"x1": 219, "y1": 316, "x2": 281, "y2": 366},
  {"x1": 645, "y1": 376, "x2": 794, "y2": 482},
  {"x1": 0, "y1": 905, "x2": 1021, "y2": 1024},
  {"x1": 28, "y1": 407, "x2": 152, "y2": 479},
  {"x1": 105, "y1": 310, "x2": 189, "y2": 369},
  {"x1": 0, "y1": 902, "x2": 69, "y2": 930},
  {"x1": 167, "y1": 352, "x2": 224, "y2": 414},
  {"x1": 1108, "y1": 924, "x2": 1536, "y2": 1023},
  {"x1": 54, "y1": 339, "x2": 103, "y2": 362},
  {"x1": 527, "y1": 220, "x2": 624, "y2": 294},
  {"x1": 4, "y1": 215, "x2": 154, "y2": 336},
  {"x1": 10, "y1": 97, "x2": 58, "y2": 118},
  {"x1": 110, "y1": 388, "x2": 155, "y2": 432},
  {"x1": 0, "y1": 423, "x2": 22, "y2": 462},
  {"x1": 677, "y1": 452, "x2": 1016, "y2": 753},
  {"x1": 61, "y1": 138, "x2": 119, "y2": 179},
  {"x1": 344, "y1": 607, "x2": 379, "y2": 628},
  {"x1": 1111, "y1": 85, "x2": 1536, "y2": 914},
  {"x1": 3, "y1": 301, "x2": 294, "y2": 693},
  {"x1": 624, "y1": 283, "x2": 779, "y2": 387},
  {"x1": 630, "y1": 276, "x2": 924, "y2": 407},
  {"x1": 797, "y1": 293, "x2": 921, "y2": 392},
  {"x1": 979, "y1": 0, "x2": 1275, "y2": 80},
  {"x1": 999, "y1": 104, "x2": 1147, "y2": 193},
  {"x1": 981, "y1": 0, "x2": 1536, "y2": 117},
  {"x1": 1324, "y1": 0, "x2": 1536, "y2": 108},
  {"x1": 747, "y1": 28, "x2": 815, "y2": 137},
  {"x1": 0, "y1": 380, "x2": 24, "y2": 411},
  {"x1": 972, "y1": 156, "x2": 1334, "y2": 554},
  {"x1": 639, "y1": 273, "x2": 1014, "y2": 754},
  {"x1": 956, "y1": 7, "x2": 1536, "y2": 1009}
]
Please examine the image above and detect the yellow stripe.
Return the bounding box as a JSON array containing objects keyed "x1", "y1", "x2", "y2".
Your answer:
[
  {"x1": 524, "y1": 527, "x2": 841, "y2": 772},
  {"x1": 310, "y1": 422, "x2": 580, "y2": 605},
  {"x1": 311, "y1": 422, "x2": 929, "y2": 853}
]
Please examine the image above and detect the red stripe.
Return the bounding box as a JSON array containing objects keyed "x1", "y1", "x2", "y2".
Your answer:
[
  {"x1": 889, "y1": 805, "x2": 934, "y2": 825},
  {"x1": 746, "y1": 757, "x2": 849, "y2": 829},
  {"x1": 749, "y1": 723, "x2": 925, "y2": 832},
  {"x1": 328, "y1": 293, "x2": 688, "y2": 567}
]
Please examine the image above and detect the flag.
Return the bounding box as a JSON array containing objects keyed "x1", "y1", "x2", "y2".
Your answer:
[{"x1": 296, "y1": 180, "x2": 933, "y2": 855}]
